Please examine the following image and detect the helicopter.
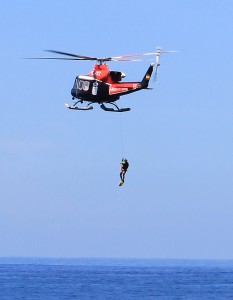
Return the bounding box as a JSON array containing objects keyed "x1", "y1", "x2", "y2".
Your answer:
[{"x1": 31, "y1": 48, "x2": 174, "y2": 112}]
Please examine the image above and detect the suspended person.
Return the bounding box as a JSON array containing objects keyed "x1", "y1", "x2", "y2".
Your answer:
[{"x1": 119, "y1": 158, "x2": 129, "y2": 186}]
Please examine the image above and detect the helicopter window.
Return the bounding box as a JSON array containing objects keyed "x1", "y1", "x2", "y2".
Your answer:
[
  {"x1": 77, "y1": 80, "x2": 82, "y2": 90},
  {"x1": 73, "y1": 78, "x2": 78, "y2": 89},
  {"x1": 77, "y1": 79, "x2": 90, "y2": 91}
]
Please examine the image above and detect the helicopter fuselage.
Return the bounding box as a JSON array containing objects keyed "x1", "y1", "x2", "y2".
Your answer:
[
  {"x1": 71, "y1": 64, "x2": 146, "y2": 103},
  {"x1": 28, "y1": 47, "x2": 171, "y2": 112}
]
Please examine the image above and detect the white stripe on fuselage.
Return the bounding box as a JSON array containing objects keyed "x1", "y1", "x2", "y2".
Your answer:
[{"x1": 78, "y1": 75, "x2": 95, "y2": 81}]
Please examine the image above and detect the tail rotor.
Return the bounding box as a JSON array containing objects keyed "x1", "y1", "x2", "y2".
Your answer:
[
  {"x1": 153, "y1": 47, "x2": 178, "y2": 82},
  {"x1": 154, "y1": 47, "x2": 161, "y2": 82}
]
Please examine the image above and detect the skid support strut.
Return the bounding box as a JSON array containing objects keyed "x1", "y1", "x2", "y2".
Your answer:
[{"x1": 100, "y1": 103, "x2": 130, "y2": 112}]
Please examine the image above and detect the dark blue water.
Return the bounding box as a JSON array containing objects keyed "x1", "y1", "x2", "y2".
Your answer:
[{"x1": 1, "y1": 258, "x2": 233, "y2": 299}]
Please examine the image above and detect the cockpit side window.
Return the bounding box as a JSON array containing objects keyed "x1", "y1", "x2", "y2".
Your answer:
[{"x1": 73, "y1": 77, "x2": 78, "y2": 89}]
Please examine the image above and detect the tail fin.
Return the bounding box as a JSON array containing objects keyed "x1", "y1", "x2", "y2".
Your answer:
[{"x1": 141, "y1": 63, "x2": 154, "y2": 88}]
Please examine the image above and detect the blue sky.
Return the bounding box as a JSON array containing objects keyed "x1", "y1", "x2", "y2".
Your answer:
[{"x1": 1, "y1": 0, "x2": 233, "y2": 259}]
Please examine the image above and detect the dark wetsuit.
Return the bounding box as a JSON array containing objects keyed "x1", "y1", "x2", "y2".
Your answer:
[{"x1": 120, "y1": 159, "x2": 129, "y2": 183}]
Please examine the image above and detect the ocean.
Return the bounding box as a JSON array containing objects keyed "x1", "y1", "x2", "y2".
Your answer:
[{"x1": 0, "y1": 258, "x2": 233, "y2": 299}]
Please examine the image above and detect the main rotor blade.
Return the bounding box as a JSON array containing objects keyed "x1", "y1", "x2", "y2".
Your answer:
[
  {"x1": 45, "y1": 50, "x2": 97, "y2": 60},
  {"x1": 45, "y1": 50, "x2": 145, "y2": 61},
  {"x1": 26, "y1": 49, "x2": 179, "y2": 62},
  {"x1": 25, "y1": 57, "x2": 91, "y2": 60},
  {"x1": 46, "y1": 50, "x2": 178, "y2": 61},
  {"x1": 110, "y1": 58, "x2": 144, "y2": 62},
  {"x1": 111, "y1": 50, "x2": 179, "y2": 59}
]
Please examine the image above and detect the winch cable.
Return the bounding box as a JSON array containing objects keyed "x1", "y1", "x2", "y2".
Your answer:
[{"x1": 119, "y1": 112, "x2": 125, "y2": 159}]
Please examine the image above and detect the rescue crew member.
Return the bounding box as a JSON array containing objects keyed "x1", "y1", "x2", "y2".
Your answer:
[{"x1": 119, "y1": 158, "x2": 129, "y2": 185}]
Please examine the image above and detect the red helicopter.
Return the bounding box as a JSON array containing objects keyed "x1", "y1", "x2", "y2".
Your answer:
[{"x1": 32, "y1": 48, "x2": 174, "y2": 112}]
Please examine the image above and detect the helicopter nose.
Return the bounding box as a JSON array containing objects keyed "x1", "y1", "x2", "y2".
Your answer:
[{"x1": 71, "y1": 88, "x2": 77, "y2": 98}]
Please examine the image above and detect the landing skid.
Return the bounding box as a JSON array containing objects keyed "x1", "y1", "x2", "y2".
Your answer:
[
  {"x1": 65, "y1": 102, "x2": 93, "y2": 111},
  {"x1": 100, "y1": 103, "x2": 130, "y2": 113},
  {"x1": 64, "y1": 100, "x2": 130, "y2": 112}
]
